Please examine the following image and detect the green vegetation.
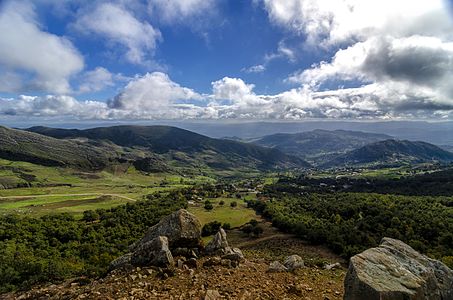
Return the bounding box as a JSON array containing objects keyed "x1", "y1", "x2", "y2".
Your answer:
[
  {"x1": 188, "y1": 197, "x2": 259, "y2": 228},
  {"x1": 0, "y1": 190, "x2": 187, "y2": 293},
  {"x1": 248, "y1": 192, "x2": 453, "y2": 267}
]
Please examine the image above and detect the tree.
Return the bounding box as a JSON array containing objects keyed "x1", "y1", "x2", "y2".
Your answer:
[
  {"x1": 242, "y1": 224, "x2": 253, "y2": 235},
  {"x1": 204, "y1": 202, "x2": 213, "y2": 211}
]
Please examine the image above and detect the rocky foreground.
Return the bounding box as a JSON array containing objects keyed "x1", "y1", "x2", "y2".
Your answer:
[{"x1": 3, "y1": 209, "x2": 452, "y2": 300}]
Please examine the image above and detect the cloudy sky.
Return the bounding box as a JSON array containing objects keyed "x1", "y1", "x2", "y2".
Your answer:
[{"x1": 1, "y1": 0, "x2": 453, "y2": 122}]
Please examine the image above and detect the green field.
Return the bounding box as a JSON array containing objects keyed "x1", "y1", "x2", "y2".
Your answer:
[
  {"x1": 188, "y1": 197, "x2": 259, "y2": 228},
  {"x1": 0, "y1": 159, "x2": 214, "y2": 217}
]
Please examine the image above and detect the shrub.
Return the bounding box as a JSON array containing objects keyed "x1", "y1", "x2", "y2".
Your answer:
[
  {"x1": 202, "y1": 221, "x2": 222, "y2": 237},
  {"x1": 230, "y1": 201, "x2": 238, "y2": 208}
]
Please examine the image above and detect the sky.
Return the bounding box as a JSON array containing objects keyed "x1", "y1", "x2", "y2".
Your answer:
[{"x1": 1, "y1": 0, "x2": 453, "y2": 123}]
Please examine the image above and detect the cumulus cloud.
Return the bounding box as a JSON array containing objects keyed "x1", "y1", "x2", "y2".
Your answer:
[
  {"x1": 108, "y1": 72, "x2": 203, "y2": 114},
  {"x1": 78, "y1": 67, "x2": 115, "y2": 93},
  {"x1": 0, "y1": 1, "x2": 84, "y2": 94},
  {"x1": 260, "y1": 0, "x2": 453, "y2": 119},
  {"x1": 73, "y1": 3, "x2": 161, "y2": 64}
]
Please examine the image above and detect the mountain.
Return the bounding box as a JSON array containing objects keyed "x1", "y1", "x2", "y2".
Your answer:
[
  {"x1": 323, "y1": 139, "x2": 453, "y2": 168},
  {"x1": 0, "y1": 126, "x2": 125, "y2": 170},
  {"x1": 251, "y1": 129, "x2": 392, "y2": 165},
  {"x1": 26, "y1": 125, "x2": 310, "y2": 171}
]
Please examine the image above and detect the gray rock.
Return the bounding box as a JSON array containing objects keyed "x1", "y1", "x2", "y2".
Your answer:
[
  {"x1": 222, "y1": 248, "x2": 245, "y2": 262},
  {"x1": 109, "y1": 253, "x2": 132, "y2": 270},
  {"x1": 131, "y1": 209, "x2": 202, "y2": 251},
  {"x1": 324, "y1": 262, "x2": 341, "y2": 270},
  {"x1": 205, "y1": 228, "x2": 229, "y2": 254},
  {"x1": 268, "y1": 261, "x2": 288, "y2": 273},
  {"x1": 283, "y1": 255, "x2": 304, "y2": 271},
  {"x1": 344, "y1": 237, "x2": 453, "y2": 300},
  {"x1": 131, "y1": 236, "x2": 174, "y2": 267}
]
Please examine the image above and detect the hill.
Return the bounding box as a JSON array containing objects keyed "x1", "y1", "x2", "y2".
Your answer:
[
  {"x1": 251, "y1": 129, "x2": 391, "y2": 165},
  {"x1": 0, "y1": 126, "x2": 125, "y2": 170},
  {"x1": 323, "y1": 139, "x2": 453, "y2": 168},
  {"x1": 27, "y1": 125, "x2": 310, "y2": 171}
]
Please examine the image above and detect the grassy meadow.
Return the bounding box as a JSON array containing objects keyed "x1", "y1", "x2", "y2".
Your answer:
[{"x1": 0, "y1": 158, "x2": 214, "y2": 217}]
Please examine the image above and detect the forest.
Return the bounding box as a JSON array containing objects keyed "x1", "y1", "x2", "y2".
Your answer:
[
  {"x1": 0, "y1": 190, "x2": 188, "y2": 293},
  {"x1": 248, "y1": 189, "x2": 453, "y2": 268}
]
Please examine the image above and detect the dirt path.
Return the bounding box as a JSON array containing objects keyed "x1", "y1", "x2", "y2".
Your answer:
[
  {"x1": 234, "y1": 233, "x2": 295, "y2": 248},
  {"x1": 0, "y1": 193, "x2": 137, "y2": 202}
]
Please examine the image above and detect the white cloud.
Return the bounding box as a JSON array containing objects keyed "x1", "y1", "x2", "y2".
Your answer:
[
  {"x1": 262, "y1": 0, "x2": 451, "y2": 46},
  {"x1": 243, "y1": 64, "x2": 266, "y2": 73},
  {"x1": 148, "y1": 0, "x2": 218, "y2": 24},
  {"x1": 108, "y1": 72, "x2": 202, "y2": 113},
  {"x1": 78, "y1": 67, "x2": 115, "y2": 93},
  {"x1": 74, "y1": 3, "x2": 161, "y2": 64},
  {"x1": 0, "y1": 1, "x2": 84, "y2": 94}
]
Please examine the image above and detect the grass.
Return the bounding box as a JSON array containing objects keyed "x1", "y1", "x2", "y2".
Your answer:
[
  {"x1": 188, "y1": 197, "x2": 259, "y2": 228},
  {"x1": 0, "y1": 159, "x2": 214, "y2": 217}
]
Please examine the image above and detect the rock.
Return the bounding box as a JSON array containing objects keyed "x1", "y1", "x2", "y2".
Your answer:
[
  {"x1": 344, "y1": 237, "x2": 453, "y2": 300},
  {"x1": 131, "y1": 236, "x2": 174, "y2": 267},
  {"x1": 205, "y1": 228, "x2": 229, "y2": 254},
  {"x1": 131, "y1": 209, "x2": 202, "y2": 251},
  {"x1": 184, "y1": 258, "x2": 198, "y2": 269},
  {"x1": 109, "y1": 253, "x2": 133, "y2": 270},
  {"x1": 172, "y1": 247, "x2": 198, "y2": 258},
  {"x1": 204, "y1": 289, "x2": 221, "y2": 300},
  {"x1": 221, "y1": 247, "x2": 245, "y2": 262},
  {"x1": 283, "y1": 255, "x2": 304, "y2": 271},
  {"x1": 203, "y1": 257, "x2": 222, "y2": 267},
  {"x1": 324, "y1": 262, "x2": 341, "y2": 270},
  {"x1": 267, "y1": 261, "x2": 288, "y2": 273}
]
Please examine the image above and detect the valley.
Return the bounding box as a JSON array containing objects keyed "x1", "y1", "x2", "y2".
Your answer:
[{"x1": 0, "y1": 124, "x2": 452, "y2": 298}]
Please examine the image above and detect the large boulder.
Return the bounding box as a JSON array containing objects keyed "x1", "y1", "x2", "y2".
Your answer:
[
  {"x1": 131, "y1": 236, "x2": 174, "y2": 267},
  {"x1": 344, "y1": 237, "x2": 453, "y2": 300},
  {"x1": 132, "y1": 209, "x2": 202, "y2": 251}
]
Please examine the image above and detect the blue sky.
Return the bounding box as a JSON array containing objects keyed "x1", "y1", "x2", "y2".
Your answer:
[{"x1": 1, "y1": 0, "x2": 453, "y2": 122}]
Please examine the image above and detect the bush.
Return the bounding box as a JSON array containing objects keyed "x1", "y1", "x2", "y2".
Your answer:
[
  {"x1": 219, "y1": 200, "x2": 225, "y2": 206},
  {"x1": 202, "y1": 221, "x2": 222, "y2": 237},
  {"x1": 241, "y1": 224, "x2": 254, "y2": 235},
  {"x1": 249, "y1": 219, "x2": 258, "y2": 227},
  {"x1": 222, "y1": 223, "x2": 231, "y2": 230},
  {"x1": 204, "y1": 202, "x2": 214, "y2": 210},
  {"x1": 230, "y1": 201, "x2": 238, "y2": 208}
]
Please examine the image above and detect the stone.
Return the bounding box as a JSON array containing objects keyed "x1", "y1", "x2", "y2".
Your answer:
[
  {"x1": 131, "y1": 236, "x2": 174, "y2": 267},
  {"x1": 109, "y1": 253, "x2": 133, "y2": 270},
  {"x1": 324, "y1": 262, "x2": 341, "y2": 270},
  {"x1": 203, "y1": 257, "x2": 222, "y2": 268},
  {"x1": 184, "y1": 258, "x2": 198, "y2": 269},
  {"x1": 221, "y1": 248, "x2": 245, "y2": 262},
  {"x1": 344, "y1": 237, "x2": 453, "y2": 300},
  {"x1": 204, "y1": 289, "x2": 221, "y2": 300},
  {"x1": 131, "y1": 209, "x2": 202, "y2": 251},
  {"x1": 205, "y1": 228, "x2": 229, "y2": 254},
  {"x1": 267, "y1": 261, "x2": 288, "y2": 273},
  {"x1": 283, "y1": 255, "x2": 304, "y2": 271}
]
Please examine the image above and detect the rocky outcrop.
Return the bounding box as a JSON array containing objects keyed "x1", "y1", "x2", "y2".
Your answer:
[
  {"x1": 111, "y1": 209, "x2": 202, "y2": 270},
  {"x1": 344, "y1": 237, "x2": 453, "y2": 300},
  {"x1": 132, "y1": 209, "x2": 202, "y2": 251},
  {"x1": 283, "y1": 255, "x2": 304, "y2": 271}
]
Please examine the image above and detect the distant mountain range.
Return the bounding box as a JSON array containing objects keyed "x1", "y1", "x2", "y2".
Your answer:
[
  {"x1": 22, "y1": 125, "x2": 309, "y2": 173},
  {"x1": 250, "y1": 129, "x2": 391, "y2": 164},
  {"x1": 322, "y1": 139, "x2": 453, "y2": 168}
]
